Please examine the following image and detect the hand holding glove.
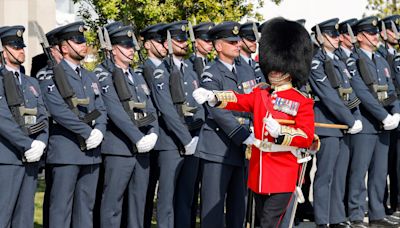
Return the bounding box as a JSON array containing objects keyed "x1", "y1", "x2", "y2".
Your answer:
[
  {"x1": 265, "y1": 115, "x2": 281, "y2": 138},
  {"x1": 24, "y1": 140, "x2": 46, "y2": 162},
  {"x1": 184, "y1": 136, "x2": 199, "y2": 156},
  {"x1": 136, "y1": 133, "x2": 158, "y2": 153},
  {"x1": 192, "y1": 88, "x2": 217, "y2": 106},
  {"x1": 347, "y1": 120, "x2": 363, "y2": 134},
  {"x1": 85, "y1": 129, "x2": 104, "y2": 150}
]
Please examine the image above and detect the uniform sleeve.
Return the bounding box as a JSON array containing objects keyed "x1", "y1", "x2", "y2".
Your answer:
[
  {"x1": 213, "y1": 89, "x2": 256, "y2": 113},
  {"x1": 275, "y1": 98, "x2": 315, "y2": 148},
  {"x1": 200, "y1": 71, "x2": 250, "y2": 145},
  {"x1": 151, "y1": 67, "x2": 192, "y2": 146},
  {"x1": 0, "y1": 78, "x2": 33, "y2": 152},
  {"x1": 385, "y1": 62, "x2": 400, "y2": 114},
  {"x1": 39, "y1": 76, "x2": 92, "y2": 139},
  {"x1": 96, "y1": 71, "x2": 145, "y2": 144},
  {"x1": 31, "y1": 79, "x2": 49, "y2": 145},
  {"x1": 309, "y1": 59, "x2": 356, "y2": 127}
]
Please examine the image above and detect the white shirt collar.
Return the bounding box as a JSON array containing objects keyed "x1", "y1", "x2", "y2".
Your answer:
[
  {"x1": 219, "y1": 59, "x2": 236, "y2": 72},
  {"x1": 325, "y1": 50, "x2": 337, "y2": 60},
  {"x1": 172, "y1": 56, "x2": 184, "y2": 68},
  {"x1": 388, "y1": 46, "x2": 396, "y2": 55},
  {"x1": 64, "y1": 59, "x2": 80, "y2": 71},
  {"x1": 360, "y1": 48, "x2": 373, "y2": 60},
  {"x1": 5, "y1": 65, "x2": 20, "y2": 76},
  {"x1": 340, "y1": 47, "x2": 352, "y2": 58},
  {"x1": 149, "y1": 57, "x2": 162, "y2": 67}
]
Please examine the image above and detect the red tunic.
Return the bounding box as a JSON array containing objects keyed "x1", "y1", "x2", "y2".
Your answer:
[{"x1": 217, "y1": 84, "x2": 315, "y2": 194}]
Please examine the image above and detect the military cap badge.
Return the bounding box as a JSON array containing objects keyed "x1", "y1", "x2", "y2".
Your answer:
[
  {"x1": 79, "y1": 25, "x2": 84, "y2": 33},
  {"x1": 16, "y1": 30, "x2": 22, "y2": 37},
  {"x1": 181, "y1": 25, "x2": 186, "y2": 31},
  {"x1": 127, "y1": 30, "x2": 132, "y2": 37},
  {"x1": 232, "y1": 26, "x2": 239, "y2": 35},
  {"x1": 372, "y1": 19, "x2": 377, "y2": 26},
  {"x1": 335, "y1": 23, "x2": 339, "y2": 30}
]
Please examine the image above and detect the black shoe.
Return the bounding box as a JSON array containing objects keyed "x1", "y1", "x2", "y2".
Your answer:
[
  {"x1": 388, "y1": 212, "x2": 400, "y2": 222},
  {"x1": 330, "y1": 222, "x2": 351, "y2": 228},
  {"x1": 316, "y1": 225, "x2": 329, "y2": 228},
  {"x1": 369, "y1": 217, "x2": 399, "y2": 227},
  {"x1": 351, "y1": 220, "x2": 369, "y2": 228}
]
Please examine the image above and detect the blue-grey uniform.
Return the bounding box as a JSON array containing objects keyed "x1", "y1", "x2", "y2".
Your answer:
[
  {"x1": 239, "y1": 22, "x2": 265, "y2": 84},
  {"x1": 376, "y1": 15, "x2": 400, "y2": 212},
  {"x1": 309, "y1": 18, "x2": 361, "y2": 226},
  {"x1": 93, "y1": 25, "x2": 159, "y2": 228},
  {"x1": 38, "y1": 22, "x2": 107, "y2": 228},
  {"x1": 138, "y1": 22, "x2": 166, "y2": 228},
  {"x1": 150, "y1": 21, "x2": 205, "y2": 228},
  {"x1": 0, "y1": 25, "x2": 49, "y2": 228},
  {"x1": 347, "y1": 17, "x2": 400, "y2": 223},
  {"x1": 197, "y1": 21, "x2": 256, "y2": 228}
]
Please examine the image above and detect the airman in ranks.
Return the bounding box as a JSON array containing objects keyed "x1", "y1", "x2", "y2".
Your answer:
[
  {"x1": 195, "y1": 21, "x2": 255, "y2": 228},
  {"x1": 37, "y1": 21, "x2": 107, "y2": 228},
  {"x1": 347, "y1": 16, "x2": 400, "y2": 227},
  {"x1": 376, "y1": 15, "x2": 400, "y2": 216},
  {"x1": 238, "y1": 22, "x2": 265, "y2": 83},
  {"x1": 309, "y1": 18, "x2": 363, "y2": 227},
  {"x1": 138, "y1": 22, "x2": 168, "y2": 228},
  {"x1": 150, "y1": 20, "x2": 205, "y2": 228},
  {"x1": 0, "y1": 25, "x2": 48, "y2": 228},
  {"x1": 93, "y1": 23, "x2": 159, "y2": 227}
]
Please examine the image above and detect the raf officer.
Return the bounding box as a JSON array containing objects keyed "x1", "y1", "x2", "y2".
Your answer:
[
  {"x1": 196, "y1": 21, "x2": 255, "y2": 228},
  {"x1": 38, "y1": 21, "x2": 107, "y2": 228},
  {"x1": 348, "y1": 16, "x2": 400, "y2": 227},
  {"x1": 0, "y1": 25, "x2": 48, "y2": 228},
  {"x1": 309, "y1": 18, "x2": 363, "y2": 228},
  {"x1": 94, "y1": 24, "x2": 159, "y2": 228},
  {"x1": 150, "y1": 20, "x2": 204, "y2": 228}
]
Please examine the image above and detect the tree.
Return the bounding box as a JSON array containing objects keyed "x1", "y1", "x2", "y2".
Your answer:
[{"x1": 366, "y1": 0, "x2": 399, "y2": 17}]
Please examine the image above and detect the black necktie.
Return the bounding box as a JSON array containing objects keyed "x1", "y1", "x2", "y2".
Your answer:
[
  {"x1": 14, "y1": 71, "x2": 20, "y2": 84},
  {"x1": 232, "y1": 67, "x2": 236, "y2": 75},
  {"x1": 75, "y1": 67, "x2": 81, "y2": 77},
  {"x1": 371, "y1": 53, "x2": 376, "y2": 65},
  {"x1": 180, "y1": 63, "x2": 184, "y2": 74},
  {"x1": 248, "y1": 59, "x2": 252, "y2": 67}
]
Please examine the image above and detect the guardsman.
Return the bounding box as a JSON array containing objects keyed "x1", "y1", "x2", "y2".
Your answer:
[
  {"x1": 377, "y1": 15, "x2": 400, "y2": 216},
  {"x1": 93, "y1": 24, "x2": 159, "y2": 228},
  {"x1": 150, "y1": 20, "x2": 204, "y2": 228},
  {"x1": 38, "y1": 21, "x2": 107, "y2": 228},
  {"x1": 138, "y1": 22, "x2": 168, "y2": 228},
  {"x1": 309, "y1": 18, "x2": 363, "y2": 228},
  {"x1": 193, "y1": 17, "x2": 316, "y2": 228},
  {"x1": 239, "y1": 21, "x2": 265, "y2": 83},
  {"x1": 194, "y1": 21, "x2": 255, "y2": 228},
  {"x1": 347, "y1": 16, "x2": 400, "y2": 227},
  {"x1": 0, "y1": 25, "x2": 48, "y2": 228}
]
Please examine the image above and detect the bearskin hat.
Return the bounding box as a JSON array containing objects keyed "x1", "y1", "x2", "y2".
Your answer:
[{"x1": 259, "y1": 17, "x2": 313, "y2": 88}]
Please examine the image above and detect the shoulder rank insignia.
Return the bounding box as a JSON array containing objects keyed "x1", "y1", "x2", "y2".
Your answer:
[
  {"x1": 311, "y1": 60, "x2": 320, "y2": 70},
  {"x1": 273, "y1": 97, "x2": 300, "y2": 116},
  {"x1": 157, "y1": 82, "x2": 164, "y2": 90},
  {"x1": 48, "y1": 84, "x2": 55, "y2": 92},
  {"x1": 154, "y1": 69, "x2": 164, "y2": 79},
  {"x1": 102, "y1": 85, "x2": 109, "y2": 93}
]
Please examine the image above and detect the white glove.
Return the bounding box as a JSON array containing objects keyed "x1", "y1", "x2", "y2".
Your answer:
[
  {"x1": 192, "y1": 88, "x2": 217, "y2": 106},
  {"x1": 136, "y1": 133, "x2": 158, "y2": 153},
  {"x1": 265, "y1": 115, "x2": 281, "y2": 138},
  {"x1": 24, "y1": 140, "x2": 46, "y2": 162},
  {"x1": 383, "y1": 114, "x2": 400, "y2": 130},
  {"x1": 347, "y1": 120, "x2": 363, "y2": 134},
  {"x1": 184, "y1": 136, "x2": 199, "y2": 156},
  {"x1": 243, "y1": 133, "x2": 255, "y2": 146},
  {"x1": 85, "y1": 129, "x2": 104, "y2": 150}
]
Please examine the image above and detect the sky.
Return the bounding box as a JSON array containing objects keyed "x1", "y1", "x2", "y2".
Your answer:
[{"x1": 256, "y1": 0, "x2": 375, "y2": 31}]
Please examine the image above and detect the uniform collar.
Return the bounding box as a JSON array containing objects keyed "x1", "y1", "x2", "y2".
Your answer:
[
  {"x1": 240, "y1": 54, "x2": 251, "y2": 65},
  {"x1": 360, "y1": 48, "x2": 373, "y2": 60},
  {"x1": 172, "y1": 55, "x2": 184, "y2": 68},
  {"x1": 326, "y1": 50, "x2": 337, "y2": 60},
  {"x1": 219, "y1": 59, "x2": 236, "y2": 72},
  {"x1": 340, "y1": 46, "x2": 352, "y2": 58},
  {"x1": 5, "y1": 65, "x2": 21, "y2": 76},
  {"x1": 64, "y1": 58, "x2": 81, "y2": 71},
  {"x1": 148, "y1": 57, "x2": 162, "y2": 67}
]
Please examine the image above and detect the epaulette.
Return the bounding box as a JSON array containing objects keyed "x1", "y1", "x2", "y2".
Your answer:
[
  {"x1": 153, "y1": 69, "x2": 164, "y2": 79},
  {"x1": 36, "y1": 69, "x2": 53, "y2": 81}
]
